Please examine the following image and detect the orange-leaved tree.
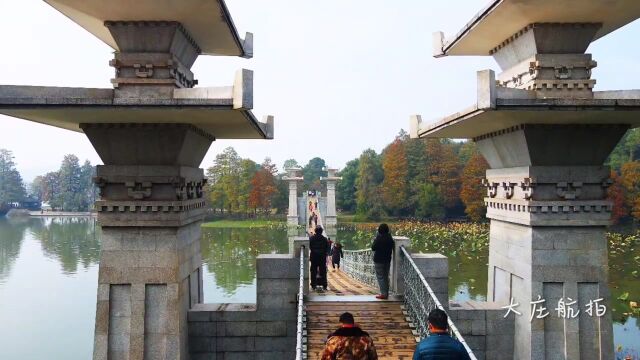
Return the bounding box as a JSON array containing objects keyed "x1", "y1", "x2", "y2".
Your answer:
[
  {"x1": 382, "y1": 139, "x2": 408, "y2": 215},
  {"x1": 621, "y1": 161, "x2": 640, "y2": 220},
  {"x1": 426, "y1": 139, "x2": 461, "y2": 209},
  {"x1": 460, "y1": 153, "x2": 489, "y2": 222},
  {"x1": 607, "y1": 170, "x2": 627, "y2": 224},
  {"x1": 248, "y1": 158, "x2": 278, "y2": 213}
]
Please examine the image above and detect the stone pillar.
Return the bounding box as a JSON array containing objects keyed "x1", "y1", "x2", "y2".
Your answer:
[
  {"x1": 321, "y1": 167, "x2": 341, "y2": 228},
  {"x1": 477, "y1": 124, "x2": 623, "y2": 360},
  {"x1": 283, "y1": 167, "x2": 302, "y2": 226},
  {"x1": 88, "y1": 22, "x2": 211, "y2": 360},
  {"x1": 391, "y1": 236, "x2": 410, "y2": 295},
  {"x1": 88, "y1": 124, "x2": 211, "y2": 360},
  {"x1": 469, "y1": 23, "x2": 622, "y2": 360}
]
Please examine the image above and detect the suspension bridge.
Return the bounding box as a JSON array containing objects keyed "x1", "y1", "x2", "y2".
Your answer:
[{"x1": 294, "y1": 241, "x2": 477, "y2": 360}]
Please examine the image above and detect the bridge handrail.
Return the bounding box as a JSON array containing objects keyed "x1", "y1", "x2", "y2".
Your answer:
[
  {"x1": 295, "y1": 245, "x2": 306, "y2": 360},
  {"x1": 399, "y1": 245, "x2": 477, "y2": 359},
  {"x1": 342, "y1": 248, "x2": 377, "y2": 290}
]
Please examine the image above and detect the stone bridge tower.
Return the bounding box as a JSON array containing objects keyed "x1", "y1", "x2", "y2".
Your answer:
[
  {"x1": 411, "y1": 1, "x2": 640, "y2": 359},
  {"x1": 283, "y1": 167, "x2": 303, "y2": 226},
  {"x1": 321, "y1": 167, "x2": 342, "y2": 227},
  {"x1": 0, "y1": 1, "x2": 274, "y2": 359}
]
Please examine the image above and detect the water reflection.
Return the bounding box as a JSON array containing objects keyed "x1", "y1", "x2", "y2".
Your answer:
[
  {"x1": 29, "y1": 217, "x2": 100, "y2": 274},
  {"x1": 0, "y1": 219, "x2": 637, "y2": 357},
  {"x1": 0, "y1": 217, "x2": 29, "y2": 283},
  {"x1": 200, "y1": 227, "x2": 288, "y2": 295}
]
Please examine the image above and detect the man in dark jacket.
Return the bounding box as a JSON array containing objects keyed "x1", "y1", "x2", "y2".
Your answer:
[
  {"x1": 413, "y1": 309, "x2": 471, "y2": 360},
  {"x1": 309, "y1": 225, "x2": 329, "y2": 290},
  {"x1": 321, "y1": 312, "x2": 378, "y2": 360},
  {"x1": 371, "y1": 223, "x2": 394, "y2": 299}
]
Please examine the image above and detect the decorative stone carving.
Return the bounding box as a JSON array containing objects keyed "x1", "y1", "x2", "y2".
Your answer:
[
  {"x1": 556, "y1": 181, "x2": 583, "y2": 200},
  {"x1": 520, "y1": 178, "x2": 535, "y2": 200},
  {"x1": 482, "y1": 179, "x2": 499, "y2": 198},
  {"x1": 501, "y1": 181, "x2": 517, "y2": 199},
  {"x1": 125, "y1": 181, "x2": 152, "y2": 200}
]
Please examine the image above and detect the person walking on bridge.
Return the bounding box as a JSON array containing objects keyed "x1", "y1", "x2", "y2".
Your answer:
[
  {"x1": 321, "y1": 312, "x2": 378, "y2": 360},
  {"x1": 413, "y1": 309, "x2": 471, "y2": 360},
  {"x1": 372, "y1": 223, "x2": 394, "y2": 300},
  {"x1": 309, "y1": 225, "x2": 329, "y2": 291}
]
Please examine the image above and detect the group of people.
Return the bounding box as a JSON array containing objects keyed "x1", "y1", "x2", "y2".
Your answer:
[
  {"x1": 308, "y1": 223, "x2": 394, "y2": 298},
  {"x1": 312, "y1": 223, "x2": 471, "y2": 359},
  {"x1": 321, "y1": 309, "x2": 472, "y2": 359}
]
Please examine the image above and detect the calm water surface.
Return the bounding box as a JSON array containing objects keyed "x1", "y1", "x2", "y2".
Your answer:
[{"x1": 0, "y1": 217, "x2": 637, "y2": 359}]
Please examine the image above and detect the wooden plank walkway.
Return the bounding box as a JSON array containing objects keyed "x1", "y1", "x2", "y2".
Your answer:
[
  {"x1": 313, "y1": 267, "x2": 377, "y2": 296},
  {"x1": 305, "y1": 270, "x2": 417, "y2": 359}
]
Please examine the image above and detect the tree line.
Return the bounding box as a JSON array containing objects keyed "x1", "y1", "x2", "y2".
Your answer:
[
  {"x1": 336, "y1": 130, "x2": 488, "y2": 221},
  {"x1": 0, "y1": 149, "x2": 96, "y2": 212},
  {"x1": 2, "y1": 126, "x2": 640, "y2": 221}
]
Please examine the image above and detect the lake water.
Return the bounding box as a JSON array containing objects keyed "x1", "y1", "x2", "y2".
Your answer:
[{"x1": 0, "y1": 217, "x2": 637, "y2": 359}]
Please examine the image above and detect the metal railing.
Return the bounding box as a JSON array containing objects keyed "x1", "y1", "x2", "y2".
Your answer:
[
  {"x1": 399, "y1": 245, "x2": 477, "y2": 359},
  {"x1": 342, "y1": 248, "x2": 377, "y2": 289},
  {"x1": 295, "y1": 245, "x2": 306, "y2": 360}
]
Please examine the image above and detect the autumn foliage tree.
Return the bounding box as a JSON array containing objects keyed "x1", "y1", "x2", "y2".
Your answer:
[
  {"x1": 382, "y1": 139, "x2": 408, "y2": 215},
  {"x1": 607, "y1": 170, "x2": 627, "y2": 224},
  {"x1": 426, "y1": 139, "x2": 461, "y2": 209},
  {"x1": 621, "y1": 161, "x2": 640, "y2": 219},
  {"x1": 248, "y1": 158, "x2": 278, "y2": 213},
  {"x1": 460, "y1": 153, "x2": 489, "y2": 222}
]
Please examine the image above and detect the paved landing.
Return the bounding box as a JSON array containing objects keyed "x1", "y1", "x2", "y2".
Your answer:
[{"x1": 305, "y1": 301, "x2": 418, "y2": 360}]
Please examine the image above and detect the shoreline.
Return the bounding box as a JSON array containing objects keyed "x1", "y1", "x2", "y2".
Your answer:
[{"x1": 28, "y1": 211, "x2": 96, "y2": 217}]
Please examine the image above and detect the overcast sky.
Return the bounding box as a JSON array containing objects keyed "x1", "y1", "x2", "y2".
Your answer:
[{"x1": 1, "y1": 0, "x2": 639, "y2": 182}]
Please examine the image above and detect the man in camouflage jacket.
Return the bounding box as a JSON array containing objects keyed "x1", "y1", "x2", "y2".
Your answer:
[{"x1": 321, "y1": 312, "x2": 378, "y2": 360}]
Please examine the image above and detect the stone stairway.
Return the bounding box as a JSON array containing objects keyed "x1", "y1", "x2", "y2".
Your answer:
[{"x1": 305, "y1": 301, "x2": 418, "y2": 359}]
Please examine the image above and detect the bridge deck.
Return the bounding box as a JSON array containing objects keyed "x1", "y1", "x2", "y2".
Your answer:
[
  {"x1": 305, "y1": 270, "x2": 417, "y2": 359},
  {"x1": 315, "y1": 268, "x2": 377, "y2": 296}
]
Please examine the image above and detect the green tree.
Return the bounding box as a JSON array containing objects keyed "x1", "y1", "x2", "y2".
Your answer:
[
  {"x1": 337, "y1": 159, "x2": 359, "y2": 213},
  {"x1": 302, "y1": 157, "x2": 326, "y2": 191},
  {"x1": 415, "y1": 183, "x2": 445, "y2": 220},
  {"x1": 355, "y1": 149, "x2": 384, "y2": 218},
  {"x1": 0, "y1": 149, "x2": 27, "y2": 206},
  {"x1": 41, "y1": 172, "x2": 61, "y2": 208},
  {"x1": 271, "y1": 176, "x2": 289, "y2": 214},
  {"x1": 56, "y1": 155, "x2": 84, "y2": 211},
  {"x1": 79, "y1": 160, "x2": 96, "y2": 210},
  {"x1": 237, "y1": 159, "x2": 258, "y2": 213},
  {"x1": 607, "y1": 129, "x2": 640, "y2": 171},
  {"x1": 207, "y1": 147, "x2": 242, "y2": 214},
  {"x1": 283, "y1": 159, "x2": 300, "y2": 171}
]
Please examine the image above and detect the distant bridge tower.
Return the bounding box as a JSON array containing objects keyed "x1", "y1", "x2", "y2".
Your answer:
[
  {"x1": 321, "y1": 167, "x2": 341, "y2": 227},
  {"x1": 284, "y1": 167, "x2": 303, "y2": 226}
]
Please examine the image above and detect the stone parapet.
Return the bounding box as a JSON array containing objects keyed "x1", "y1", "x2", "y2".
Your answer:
[
  {"x1": 187, "y1": 255, "x2": 301, "y2": 359},
  {"x1": 410, "y1": 253, "x2": 449, "y2": 310}
]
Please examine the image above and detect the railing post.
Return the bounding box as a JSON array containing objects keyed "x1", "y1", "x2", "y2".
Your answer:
[
  {"x1": 293, "y1": 236, "x2": 309, "y2": 295},
  {"x1": 392, "y1": 236, "x2": 410, "y2": 295}
]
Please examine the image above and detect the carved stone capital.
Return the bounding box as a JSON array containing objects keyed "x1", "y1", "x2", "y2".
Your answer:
[{"x1": 485, "y1": 198, "x2": 612, "y2": 226}]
